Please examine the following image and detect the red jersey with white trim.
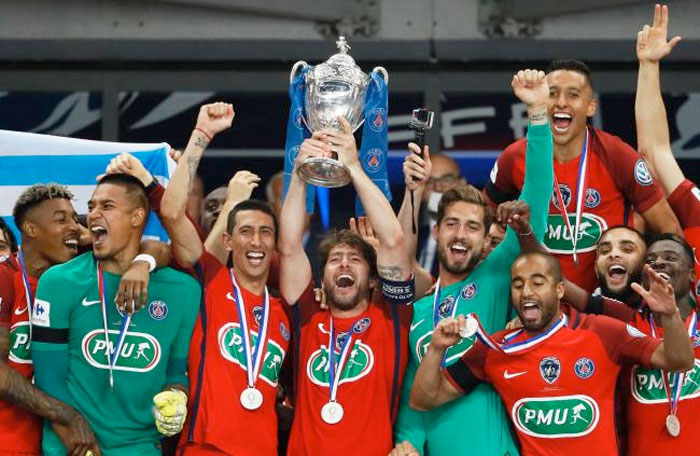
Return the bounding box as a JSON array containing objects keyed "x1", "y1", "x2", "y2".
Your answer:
[
  {"x1": 287, "y1": 284, "x2": 411, "y2": 456},
  {"x1": 667, "y1": 178, "x2": 700, "y2": 301},
  {"x1": 486, "y1": 127, "x2": 664, "y2": 292},
  {"x1": 621, "y1": 309, "x2": 700, "y2": 455},
  {"x1": 446, "y1": 306, "x2": 660, "y2": 456},
  {"x1": 178, "y1": 250, "x2": 291, "y2": 456},
  {"x1": 0, "y1": 255, "x2": 42, "y2": 455}
]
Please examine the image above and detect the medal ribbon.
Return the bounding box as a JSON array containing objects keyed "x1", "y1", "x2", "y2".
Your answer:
[
  {"x1": 469, "y1": 313, "x2": 568, "y2": 354},
  {"x1": 649, "y1": 310, "x2": 698, "y2": 419},
  {"x1": 17, "y1": 250, "x2": 34, "y2": 340},
  {"x1": 327, "y1": 316, "x2": 358, "y2": 404},
  {"x1": 229, "y1": 269, "x2": 270, "y2": 389},
  {"x1": 97, "y1": 263, "x2": 131, "y2": 390},
  {"x1": 552, "y1": 128, "x2": 589, "y2": 265}
]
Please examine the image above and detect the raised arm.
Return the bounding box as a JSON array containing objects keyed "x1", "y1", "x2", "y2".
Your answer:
[
  {"x1": 324, "y1": 118, "x2": 410, "y2": 281},
  {"x1": 633, "y1": 265, "x2": 694, "y2": 372},
  {"x1": 635, "y1": 4, "x2": 684, "y2": 195},
  {"x1": 160, "y1": 102, "x2": 234, "y2": 267}
]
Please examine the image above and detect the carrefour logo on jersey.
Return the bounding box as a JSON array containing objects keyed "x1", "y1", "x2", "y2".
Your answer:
[
  {"x1": 544, "y1": 213, "x2": 608, "y2": 254},
  {"x1": 82, "y1": 329, "x2": 161, "y2": 372},
  {"x1": 631, "y1": 360, "x2": 700, "y2": 403},
  {"x1": 217, "y1": 323, "x2": 286, "y2": 386},
  {"x1": 9, "y1": 321, "x2": 31, "y2": 364},
  {"x1": 512, "y1": 395, "x2": 600, "y2": 438},
  {"x1": 306, "y1": 340, "x2": 374, "y2": 387}
]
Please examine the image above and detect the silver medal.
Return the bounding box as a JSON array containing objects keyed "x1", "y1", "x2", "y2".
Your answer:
[
  {"x1": 321, "y1": 401, "x2": 344, "y2": 424},
  {"x1": 665, "y1": 414, "x2": 680, "y2": 437},
  {"x1": 240, "y1": 387, "x2": 263, "y2": 410},
  {"x1": 460, "y1": 315, "x2": 478, "y2": 339}
]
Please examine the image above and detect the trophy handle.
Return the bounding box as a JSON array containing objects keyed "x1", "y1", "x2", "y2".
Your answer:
[
  {"x1": 290, "y1": 60, "x2": 309, "y2": 85},
  {"x1": 372, "y1": 66, "x2": 389, "y2": 84}
]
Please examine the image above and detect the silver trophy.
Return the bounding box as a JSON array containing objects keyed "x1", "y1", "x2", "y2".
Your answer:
[{"x1": 290, "y1": 36, "x2": 388, "y2": 188}]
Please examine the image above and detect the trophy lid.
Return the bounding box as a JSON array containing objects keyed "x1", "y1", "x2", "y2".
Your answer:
[{"x1": 306, "y1": 36, "x2": 369, "y2": 87}]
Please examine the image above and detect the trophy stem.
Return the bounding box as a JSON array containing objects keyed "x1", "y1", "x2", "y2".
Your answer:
[{"x1": 296, "y1": 156, "x2": 352, "y2": 188}]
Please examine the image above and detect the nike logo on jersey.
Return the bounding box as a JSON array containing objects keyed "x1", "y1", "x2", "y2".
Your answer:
[
  {"x1": 14, "y1": 305, "x2": 27, "y2": 315},
  {"x1": 226, "y1": 292, "x2": 236, "y2": 302},
  {"x1": 410, "y1": 319, "x2": 424, "y2": 332},
  {"x1": 503, "y1": 370, "x2": 527, "y2": 379},
  {"x1": 81, "y1": 298, "x2": 101, "y2": 307}
]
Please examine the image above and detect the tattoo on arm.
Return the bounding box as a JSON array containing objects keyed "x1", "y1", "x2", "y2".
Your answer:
[
  {"x1": 528, "y1": 111, "x2": 548, "y2": 124},
  {"x1": 0, "y1": 363, "x2": 75, "y2": 424},
  {"x1": 186, "y1": 155, "x2": 202, "y2": 191},
  {"x1": 194, "y1": 137, "x2": 209, "y2": 150},
  {"x1": 377, "y1": 265, "x2": 406, "y2": 281}
]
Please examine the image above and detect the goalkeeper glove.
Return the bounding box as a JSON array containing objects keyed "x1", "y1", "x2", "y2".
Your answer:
[{"x1": 152, "y1": 388, "x2": 188, "y2": 436}]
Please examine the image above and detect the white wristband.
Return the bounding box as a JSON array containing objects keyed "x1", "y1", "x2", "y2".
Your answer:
[{"x1": 132, "y1": 254, "x2": 156, "y2": 272}]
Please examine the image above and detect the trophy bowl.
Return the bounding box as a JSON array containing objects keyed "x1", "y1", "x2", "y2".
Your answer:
[{"x1": 290, "y1": 37, "x2": 387, "y2": 188}]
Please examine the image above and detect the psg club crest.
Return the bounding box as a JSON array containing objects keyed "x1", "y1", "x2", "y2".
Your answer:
[
  {"x1": 368, "y1": 107, "x2": 386, "y2": 132},
  {"x1": 584, "y1": 188, "x2": 601, "y2": 209},
  {"x1": 148, "y1": 300, "x2": 168, "y2": 321},
  {"x1": 352, "y1": 317, "x2": 371, "y2": 334},
  {"x1": 438, "y1": 295, "x2": 456, "y2": 319},
  {"x1": 460, "y1": 283, "x2": 478, "y2": 301},
  {"x1": 552, "y1": 184, "x2": 572, "y2": 209},
  {"x1": 539, "y1": 356, "x2": 561, "y2": 385},
  {"x1": 288, "y1": 145, "x2": 301, "y2": 167},
  {"x1": 364, "y1": 148, "x2": 383, "y2": 174},
  {"x1": 574, "y1": 357, "x2": 595, "y2": 379},
  {"x1": 293, "y1": 107, "x2": 304, "y2": 129},
  {"x1": 253, "y1": 306, "x2": 263, "y2": 325}
]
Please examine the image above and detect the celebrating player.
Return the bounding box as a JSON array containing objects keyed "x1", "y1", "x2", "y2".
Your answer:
[
  {"x1": 486, "y1": 57, "x2": 681, "y2": 293},
  {"x1": 411, "y1": 250, "x2": 694, "y2": 455},
  {"x1": 280, "y1": 117, "x2": 414, "y2": 455},
  {"x1": 394, "y1": 69, "x2": 553, "y2": 455},
  {"x1": 31, "y1": 174, "x2": 200, "y2": 455}
]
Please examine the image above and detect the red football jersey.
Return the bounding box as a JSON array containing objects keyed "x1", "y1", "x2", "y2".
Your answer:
[
  {"x1": 667, "y1": 179, "x2": 700, "y2": 301},
  {"x1": 287, "y1": 284, "x2": 411, "y2": 456},
  {"x1": 178, "y1": 250, "x2": 291, "y2": 456},
  {"x1": 446, "y1": 307, "x2": 660, "y2": 456},
  {"x1": 486, "y1": 127, "x2": 664, "y2": 292},
  {"x1": 622, "y1": 309, "x2": 700, "y2": 455},
  {"x1": 0, "y1": 255, "x2": 42, "y2": 455}
]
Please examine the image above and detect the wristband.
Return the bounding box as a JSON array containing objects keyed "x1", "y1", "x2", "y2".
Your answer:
[
  {"x1": 145, "y1": 175, "x2": 158, "y2": 193},
  {"x1": 194, "y1": 127, "x2": 212, "y2": 141},
  {"x1": 132, "y1": 254, "x2": 156, "y2": 272}
]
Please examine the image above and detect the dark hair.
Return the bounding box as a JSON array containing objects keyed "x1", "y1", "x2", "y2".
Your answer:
[
  {"x1": 0, "y1": 218, "x2": 17, "y2": 253},
  {"x1": 318, "y1": 229, "x2": 378, "y2": 280},
  {"x1": 12, "y1": 183, "x2": 74, "y2": 230},
  {"x1": 227, "y1": 199, "x2": 278, "y2": 237},
  {"x1": 514, "y1": 251, "x2": 563, "y2": 283},
  {"x1": 436, "y1": 183, "x2": 493, "y2": 232},
  {"x1": 546, "y1": 59, "x2": 593, "y2": 89},
  {"x1": 647, "y1": 233, "x2": 695, "y2": 268},
  {"x1": 599, "y1": 225, "x2": 645, "y2": 244},
  {"x1": 96, "y1": 174, "x2": 149, "y2": 214}
]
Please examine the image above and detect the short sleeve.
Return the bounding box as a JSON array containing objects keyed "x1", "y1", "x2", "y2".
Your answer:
[
  {"x1": 445, "y1": 338, "x2": 490, "y2": 393},
  {"x1": 295, "y1": 281, "x2": 319, "y2": 326},
  {"x1": 586, "y1": 294, "x2": 637, "y2": 322},
  {"x1": 31, "y1": 266, "x2": 73, "y2": 331},
  {"x1": 667, "y1": 179, "x2": 700, "y2": 228},
  {"x1": 166, "y1": 276, "x2": 200, "y2": 386},
  {"x1": 586, "y1": 314, "x2": 661, "y2": 368},
  {"x1": 484, "y1": 140, "x2": 525, "y2": 204},
  {"x1": 196, "y1": 249, "x2": 225, "y2": 286}
]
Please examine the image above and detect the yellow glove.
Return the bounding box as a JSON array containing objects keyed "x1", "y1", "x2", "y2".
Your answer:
[{"x1": 152, "y1": 388, "x2": 188, "y2": 436}]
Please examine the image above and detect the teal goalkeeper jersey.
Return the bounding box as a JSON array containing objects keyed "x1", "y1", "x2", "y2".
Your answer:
[
  {"x1": 31, "y1": 253, "x2": 200, "y2": 456},
  {"x1": 395, "y1": 123, "x2": 553, "y2": 455}
]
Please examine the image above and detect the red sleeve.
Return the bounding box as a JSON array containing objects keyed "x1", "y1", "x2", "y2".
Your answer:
[
  {"x1": 0, "y1": 259, "x2": 17, "y2": 328},
  {"x1": 147, "y1": 183, "x2": 165, "y2": 213},
  {"x1": 196, "y1": 249, "x2": 225, "y2": 285},
  {"x1": 295, "y1": 280, "x2": 320, "y2": 326},
  {"x1": 597, "y1": 131, "x2": 664, "y2": 214},
  {"x1": 586, "y1": 294, "x2": 637, "y2": 322},
  {"x1": 267, "y1": 251, "x2": 281, "y2": 291},
  {"x1": 445, "y1": 337, "x2": 491, "y2": 393},
  {"x1": 484, "y1": 140, "x2": 526, "y2": 205},
  {"x1": 584, "y1": 314, "x2": 661, "y2": 368},
  {"x1": 667, "y1": 179, "x2": 700, "y2": 228}
]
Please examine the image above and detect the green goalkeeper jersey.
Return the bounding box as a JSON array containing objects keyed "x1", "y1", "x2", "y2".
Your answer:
[
  {"x1": 395, "y1": 123, "x2": 553, "y2": 455},
  {"x1": 31, "y1": 252, "x2": 199, "y2": 456}
]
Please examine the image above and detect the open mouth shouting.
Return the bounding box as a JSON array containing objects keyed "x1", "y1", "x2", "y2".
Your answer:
[
  {"x1": 606, "y1": 263, "x2": 629, "y2": 288},
  {"x1": 551, "y1": 112, "x2": 572, "y2": 134},
  {"x1": 90, "y1": 224, "x2": 108, "y2": 248},
  {"x1": 334, "y1": 272, "x2": 357, "y2": 293},
  {"x1": 449, "y1": 242, "x2": 470, "y2": 262},
  {"x1": 520, "y1": 299, "x2": 541, "y2": 324}
]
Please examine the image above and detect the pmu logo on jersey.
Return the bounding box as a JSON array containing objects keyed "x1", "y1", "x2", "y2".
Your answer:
[
  {"x1": 306, "y1": 340, "x2": 374, "y2": 387},
  {"x1": 539, "y1": 356, "x2": 561, "y2": 384},
  {"x1": 584, "y1": 188, "x2": 601, "y2": 209},
  {"x1": 82, "y1": 329, "x2": 161, "y2": 372},
  {"x1": 9, "y1": 321, "x2": 31, "y2": 364},
  {"x1": 438, "y1": 295, "x2": 455, "y2": 319},
  {"x1": 631, "y1": 360, "x2": 700, "y2": 404},
  {"x1": 148, "y1": 300, "x2": 168, "y2": 321},
  {"x1": 544, "y1": 213, "x2": 608, "y2": 254},
  {"x1": 217, "y1": 323, "x2": 286, "y2": 386},
  {"x1": 551, "y1": 184, "x2": 572, "y2": 209},
  {"x1": 460, "y1": 283, "x2": 478, "y2": 301},
  {"x1": 368, "y1": 107, "x2": 386, "y2": 132},
  {"x1": 512, "y1": 394, "x2": 600, "y2": 438},
  {"x1": 364, "y1": 149, "x2": 383, "y2": 173},
  {"x1": 634, "y1": 159, "x2": 653, "y2": 186},
  {"x1": 573, "y1": 357, "x2": 595, "y2": 379}
]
